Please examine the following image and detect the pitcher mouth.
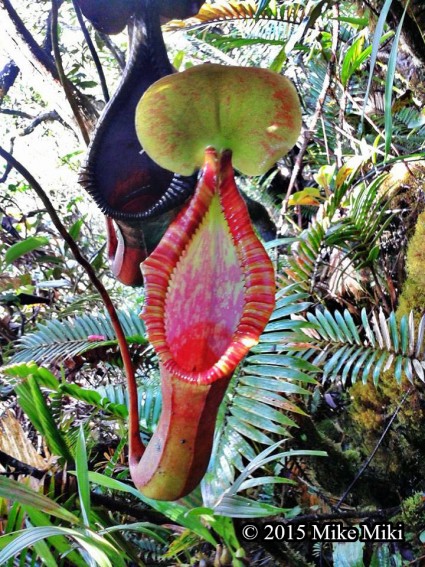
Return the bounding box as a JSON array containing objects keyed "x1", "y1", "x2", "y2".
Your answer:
[{"x1": 141, "y1": 148, "x2": 275, "y2": 385}]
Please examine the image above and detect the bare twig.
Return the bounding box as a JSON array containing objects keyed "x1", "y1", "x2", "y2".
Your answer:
[
  {"x1": 273, "y1": 505, "x2": 401, "y2": 525},
  {"x1": 0, "y1": 108, "x2": 34, "y2": 119},
  {"x1": 278, "y1": 4, "x2": 339, "y2": 224},
  {"x1": 335, "y1": 386, "x2": 413, "y2": 510},
  {"x1": 98, "y1": 33, "x2": 126, "y2": 70},
  {"x1": 20, "y1": 110, "x2": 73, "y2": 136},
  {"x1": 0, "y1": 0, "x2": 98, "y2": 135},
  {"x1": 0, "y1": 138, "x2": 15, "y2": 183},
  {"x1": 0, "y1": 145, "x2": 145, "y2": 461}
]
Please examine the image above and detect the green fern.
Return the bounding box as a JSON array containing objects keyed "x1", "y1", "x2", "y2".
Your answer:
[
  {"x1": 281, "y1": 306, "x2": 425, "y2": 386},
  {"x1": 325, "y1": 174, "x2": 393, "y2": 270},
  {"x1": 202, "y1": 293, "x2": 320, "y2": 505},
  {"x1": 213, "y1": 441, "x2": 326, "y2": 517},
  {"x1": 9, "y1": 310, "x2": 147, "y2": 365},
  {"x1": 165, "y1": 0, "x2": 316, "y2": 68}
]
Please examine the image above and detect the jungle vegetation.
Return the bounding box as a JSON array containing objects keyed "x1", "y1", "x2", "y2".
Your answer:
[{"x1": 1, "y1": 0, "x2": 425, "y2": 565}]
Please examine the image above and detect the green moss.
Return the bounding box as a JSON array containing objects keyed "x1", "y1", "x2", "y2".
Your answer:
[
  {"x1": 316, "y1": 419, "x2": 341, "y2": 443},
  {"x1": 397, "y1": 211, "x2": 425, "y2": 321},
  {"x1": 399, "y1": 492, "x2": 425, "y2": 530}
]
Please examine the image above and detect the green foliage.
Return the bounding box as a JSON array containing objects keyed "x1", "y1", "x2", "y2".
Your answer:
[
  {"x1": 9, "y1": 310, "x2": 147, "y2": 364},
  {"x1": 300, "y1": 307, "x2": 425, "y2": 385},
  {"x1": 203, "y1": 293, "x2": 319, "y2": 504},
  {"x1": 0, "y1": 430, "x2": 173, "y2": 566},
  {"x1": 399, "y1": 492, "x2": 425, "y2": 531},
  {"x1": 2, "y1": 0, "x2": 425, "y2": 564},
  {"x1": 15, "y1": 374, "x2": 73, "y2": 462},
  {"x1": 5, "y1": 236, "x2": 50, "y2": 265}
]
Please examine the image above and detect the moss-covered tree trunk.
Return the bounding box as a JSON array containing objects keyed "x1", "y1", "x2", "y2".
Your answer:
[{"x1": 365, "y1": 0, "x2": 425, "y2": 64}]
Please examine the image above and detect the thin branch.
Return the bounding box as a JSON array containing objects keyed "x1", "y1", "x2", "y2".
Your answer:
[
  {"x1": 91, "y1": 492, "x2": 168, "y2": 523},
  {"x1": 98, "y1": 33, "x2": 126, "y2": 70},
  {"x1": 72, "y1": 0, "x2": 110, "y2": 103},
  {"x1": 50, "y1": 0, "x2": 90, "y2": 145},
  {"x1": 0, "y1": 138, "x2": 15, "y2": 183},
  {"x1": 335, "y1": 386, "x2": 413, "y2": 509},
  {"x1": 20, "y1": 110, "x2": 73, "y2": 136},
  {"x1": 267, "y1": 504, "x2": 402, "y2": 525},
  {"x1": 0, "y1": 108, "x2": 34, "y2": 119},
  {"x1": 0, "y1": 145, "x2": 145, "y2": 460},
  {"x1": 0, "y1": 0, "x2": 98, "y2": 134},
  {"x1": 278, "y1": 4, "x2": 339, "y2": 223},
  {"x1": 0, "y1": 450, "x2": 47, "y2": 479},
  {"x1": 0, "y1": 0, "x2": 57, "y2": 77}
]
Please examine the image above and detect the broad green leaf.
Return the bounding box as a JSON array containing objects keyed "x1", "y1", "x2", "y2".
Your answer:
[
  {"x1": 384, "y1": 4, "x2": 408, "y2": 157},
  {"x1": 68, "y1": 218, "x2": 85, "y2": 242},
  {"x1": 0, "y1": 527, "x2": 125, "y2": 567},
  {"x1": 136, "y1": 64, "x2": 301, "y2": 176},
  {"x1": 361, "y1": 0, "x2": 394, "y2": 127},
  {"x1": 214, "y1": 495, "x2": 288, "y2": 518},
  {"x1": 288, "y1": 187, "x2": 322, "y2": 206},
  {"x1": 87, "y1": 472, "x2": 217, "y2": 546},
  {"x1": 0, "y1": 477, "x2": 80, "y2": 525},
  {"x1": 16, "y1": 376, "x2": 72, "y2": 461},
  {"x1": 5, "y1": 236, "x2": 50, "y2": 265},
  {"x1": 23, "y1": 506, "x2": 87, "y2": 567},
  {"x1": 75, "y1": 427, "x2": 91, "y2": 527}
]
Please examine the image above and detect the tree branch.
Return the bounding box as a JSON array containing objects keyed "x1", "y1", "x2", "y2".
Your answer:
[{"x1": 0, "y1": 0, "x2": 98, "y2": 138}]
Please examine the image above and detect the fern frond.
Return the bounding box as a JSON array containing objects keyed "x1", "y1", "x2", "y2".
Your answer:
[
  {"x1": 213, "y1": 442, "x2": 326, "y2": 516},
  {"x1": 9, "y1": 310, "x2": 147, "y2": 365},
  {"x1": 325, "y1": 174, "x2": 392, "y2": 269},
  {"x1": 293, "y1": 307, "x2": 425, "y2": 386},
  {"x1": 164, "y1": 1, "x2": 290, "y2": 33},
  {"x1": 202, "y1": 292, "x2": 320, "y2": 505},
  {"x1": 164, "y1": 0, "x2": 313, "y2": 66},
  {"x1": 281, "y1": 222, "x2": 327, "y2": 297}
]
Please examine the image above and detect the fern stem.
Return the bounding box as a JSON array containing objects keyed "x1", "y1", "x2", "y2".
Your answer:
[{"x1": 0, "y1": 145, "x2": 145, "y2": 460}]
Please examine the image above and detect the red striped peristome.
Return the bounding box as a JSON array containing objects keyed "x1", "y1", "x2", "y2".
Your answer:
[{"x1": 141, "y1": 147, "x2": 275, "y2": 385}]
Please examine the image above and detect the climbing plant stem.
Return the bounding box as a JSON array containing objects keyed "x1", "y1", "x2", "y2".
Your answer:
[{"x1": 0, "y1": 145, "x2": 144, "y2": 458}]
